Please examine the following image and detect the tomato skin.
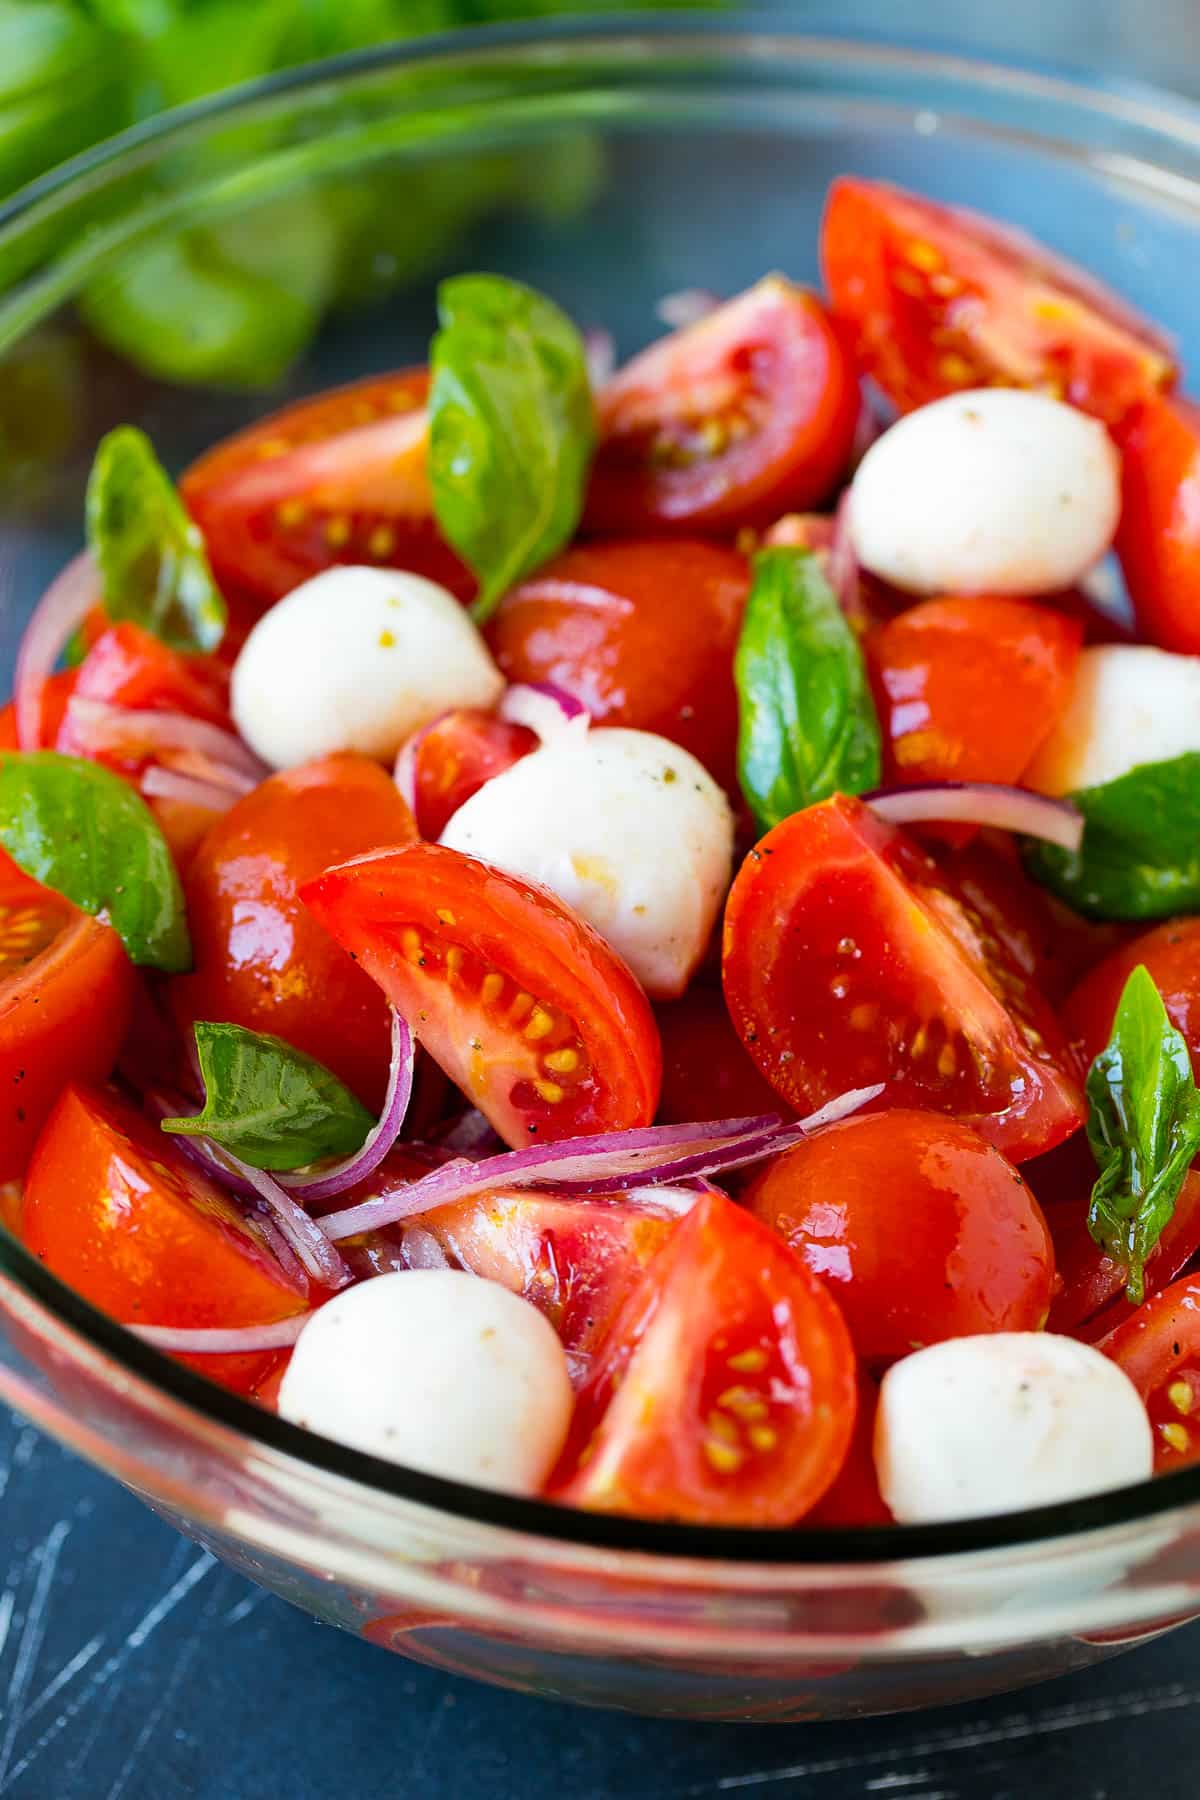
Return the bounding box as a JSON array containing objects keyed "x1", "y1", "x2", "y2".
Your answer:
[
  {"x1": 302, "y1": 841, "x2": 662, "y2": 1148},
  {"x1": 1101, "y1": 1275, "x2": 1200, "y2": 1471},
  {"x1": 654, "y1": 984, "x2": 785, "y2": 1126},
  {"x1": 821, "y1": 177, "x2": 1175, "y2": 422},
  {"x1": 409, "y1": 709, "x2": 536, "y2": 840},
  {"x1": 806, "y1": 1371, "x2": 891, "y2": 1527},
  {"x1": 722, "y1": 795, "x2": 1085, "y2": 1161},
  {"x1": 65, "y1": 622, "x2": 230, "y2": 738},
  {"x1": 170, "y1": 753, "x2": 417, "y2": 1110},
  {"x1": 745, "y1": 1110, "x2": 1055, "y2": 1367},
  {"x1": 585, "y1": 279, "x2": 860, "y2": 535},
  {"x1": 552, "y1": 1192, "x2": 857, "y2": 1526},
  {"x1": 1114, "y1": 394, "x2": 1200, "y2": 653},
  {"x1": 486, "y1": 540, "x2": 750, "y2": 790},
  {"x1": 1062, "y1": 918, "x2": 1200, "y2": 1080},
  {"x1": 0, "y1": 870, "x2": 135, "y2": 1180},
  {"x1": 1043, "y1": 1170, "x2": 1200, "y2": 1340},
  {"x1": 0, "y1": 669, "x2": 78, "y2": 752},
  {"x1": 21, "y1": 1083, "x2": 311, "y2": 1393},
  {"x1": 181, "y1": 370, "x2": 471, "y2": 605}
]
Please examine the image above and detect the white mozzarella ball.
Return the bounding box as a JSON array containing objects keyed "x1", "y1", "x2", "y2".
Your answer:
[
  {"x1": 1025, "y1": 643, "x2": 1200, "y2": 795},
  {"x1": 231, "y1": 566, "x2": 503, "y2": 769},
  {"x1": 849, "y1": 388, "x2": 1121, "y2": 595},
  {"x1": 278, "y1": 1271, "x2": 573, "y2": 1494},
  {"x1": 439, "y1": 727, "x2": 733, "y2": 998},
  {"x1": 875, "y1": 1333, "x2": 1153, "y2": 1524}
]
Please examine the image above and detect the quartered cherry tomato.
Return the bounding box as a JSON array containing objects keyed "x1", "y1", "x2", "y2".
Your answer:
[
  {"x1": 1102, "y1": 1276, "x2": 1200, "y2": 1472},
  {"x1": 60, "y1": 621, "x2": 231, "y2": 749},
  {"x1": 821, "y1": 177, "x2": 1175, "y2": 421},
  {"x1": 0, "y1": 867, "x2": 135, "y2": 1180},
  {"x1": 171, "y1": 753, "x2": 417, "y2": 1109},
  {"x1": 1063, "y1": 919, "x2": 1200, "y2": 1080},
  {"x1": 552, "y1": 1191, "x2": 857, "y2": 1525},
  {"x1": 408, "y1": 709, "x2": 536, "y2": 840},
  {"x1": 486, "y1": 540, "x2": 750, "y2": 790},
  {"x1": 654, "y1": 983, "x2": 785, "y2": 1126},
  {"x1": 746, "y1": 1110, "x2": 1055, "y2": 1367},
  {"x1": 806, "y1": 1371, "x2": 891, "y2": 1527},
  {"x1": 21, "y1": 1083, "x2": 312, "y2": 1393},
  {"x1": 723, "y1": 795, "x2": 1085, "y2": 1160},
  {"x1": 1115, "y1": 393, "x2": 1200, "y2": 652},
  {"x1": 302, "y1": 842, "x2": 662, "y2": 1148},
  {"x1": 181, "y1": 371, "x2": 470, "y2": 605},
  {"x1": 584, "y1": 279, "x2": 859, "y2": 535}
]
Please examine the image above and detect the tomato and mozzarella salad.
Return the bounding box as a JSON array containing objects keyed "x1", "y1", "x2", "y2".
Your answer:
[{"x1": 5, "y1": 181, "x2": 1200, "y2": 1530}]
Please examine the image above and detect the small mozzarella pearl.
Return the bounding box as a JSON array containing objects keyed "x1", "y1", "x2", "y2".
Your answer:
[
  {"x1": 278, "y1": 1271, "x2": 573, "y2": 1494},
  {"x1": 231, "y1": 566, "x2": 503, "y2": 769},
  {"x1": 875, "y1": 1332, "x2": 1153, "y2": 1523},
  {"x1": 849, "y1": 388, "x2": 1121, "y2": 595},
  {"x1": 439, "y1": 727, "x2": 734, "y2": 998},
  {"x1": 1025, "y1": 643, "x2": 1200, "y2": 795}
]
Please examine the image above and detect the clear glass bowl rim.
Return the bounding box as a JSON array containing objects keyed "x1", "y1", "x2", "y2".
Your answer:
[{"x1": 4, "y1": 11, "x2": 1200, "y2": 1567}]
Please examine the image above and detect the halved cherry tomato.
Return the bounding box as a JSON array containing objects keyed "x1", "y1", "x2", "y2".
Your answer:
[
  {"x1": 0, "y1": 669, "x2": 77, "y2": 751},
  {"x1": 170, "y1": 754, "x2": 417, "y2": 1109},
  {"x1": 1101, "y1": 1275, "x2": 1200, "y2": 1472},
  {"x1": 1043, "y1": 1170, "x2": 1200, "y2": 1341},
  {"x1": 0, "y1": 868, "x2": 135, "y2": 1180},
  {"x1": 722, "y1": 795, "x2": 1085, "y2": 1160},
  {"x1": 409, "y1": 710, "x2": 536, "y2": 840},
  {"x1": 301, "y1": 842, "x2": 662, "y2": 1148},
  {"x1": 806, "y1": 1371, "x2": 891, "y2": 1527},
  {"x1": 584, "y1": 279, "x2": 859, "y2": 535},
  {"x1": 181, "y1": 371, "x2": 470, "y2": 605},
  {"x1": 1063, "y1": 919, "x2": 1200, "y2": 1081},
  {"x1": 486, "y1": 540, "x2": 750, "y2": 790},
  {"x1": 746, "y1": 1110, "x2": 1055, "y2": 1367},
  {"x1": 867, "y1": 597, "x2": 1082, "y2": 795},
  {"x1": 1115, "y1": 393, "x2": 1200, "y2": 652},
  {"x1": 935, "y1": 836, "x2": 1088, "y2": 1006},
  {"x1": 21, "y1": 1083, "x2": 312, "y2": 1393},
  {"x1": 654, "y1": 984, "x2": 785, "y2": 1127},
  {"x1": 551, "y1": 1191, "x2": 856, "y2": 1526},
  {"x1": 821, "y1": 177, "x2": 1175, "y2": 421}
]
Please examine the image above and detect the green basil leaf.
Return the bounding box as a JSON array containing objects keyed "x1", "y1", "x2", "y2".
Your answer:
[
  {"x1": 162, "y1": 1022, "x2": 374, "y2": 1170},
  {"x1": 734, "y1": 546, "x2": 881, "y2": 834},
  {"x1": 0, "y1": 751, "x2": 190, "y2": 970},
  {"x1": 85, "y1": 425, "x2": 226, "y2": 653},
  {"x1": 429, "y1": 273, "x2": 595, "y2": 623},
  {"x1": 1024, "y1": 753, "x2": 1200, "y2": 920},
  {"x1": 1086, "y1": 964, "x2": 1200, "y2": 1302}
]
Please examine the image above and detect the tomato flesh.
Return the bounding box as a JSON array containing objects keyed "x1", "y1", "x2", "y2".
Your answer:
[
  {"x1": 821, "y1": 177, "x2": 1175, "y2": 421},
  {"x1": 301, "y1": 841, "x2": 662, "y2": 1148},
  {"x1": 806, "y1": 1371, "x2": 891, "y2": 1527},
  {"x1": 1102, "y1": 1276, "x2": 1200, "y2": 1472},
  {"x1": 409, "y1": 709, "x2": 536, "y2": 840},
  {"x1": 585, "y1": 278, "x2": 859, "y2": 535},
  {"x1": 722, "y1": 795, "x2": 1085, "y2": 1160},
  {"x1": 21, "y1": 1083, "x2": 311, "y2": 1392},
  {"x1": 1115, "y1": 393, "x2": 1200, "y2": 653},
  {"x1": 654, "y1": 983, "x2": 785, "y2": 1126},
  {"x1": 552, "y1": 1191, "x2": 856, "y2": 1525},
  {"x1": 746, "y1": 1110, "x2": 1055, "y2": 1367}
]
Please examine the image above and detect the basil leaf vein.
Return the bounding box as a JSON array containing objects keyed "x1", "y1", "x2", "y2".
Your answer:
[{"x1": 1024, "y1": 752, "x2": 1200, "y2": 920}]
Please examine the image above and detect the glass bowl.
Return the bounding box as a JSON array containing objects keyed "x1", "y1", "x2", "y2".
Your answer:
[{"x1": 4, "y1": 19, "x2": 1200, "y2": 1722}]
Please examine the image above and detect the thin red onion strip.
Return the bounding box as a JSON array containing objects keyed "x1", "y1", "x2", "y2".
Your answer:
[
  {"x1": 497, "y1": 682, "x2": 589, "y2": 745},
  {"x1": 140, "y1": 766, "x2": 239, "y2": 814},
  {"x1": 866, "y1": 782, "x2": 1084, "y2": 852},
  {"x1": 278, "y1": 1010, "x2": 414, "y2": 1203},
  {"x1": 215, "y1": 1148, "x2": 354, "y2": 1289},
  {"x1": 14, "y1": 551, "x2": 98, "y2": 750},
  {"x1": 64, "y1": 695, "x2": 267, "y2": 782},
  {"x1": 131, "y1": 1315, "x2": 314, "y2": 1354}
]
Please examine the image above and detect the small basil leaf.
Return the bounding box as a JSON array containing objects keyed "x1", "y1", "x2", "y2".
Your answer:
[
  {"x1": 429, "y1": 273, "x2": 595, "y2": 623},
  {"x1": 735, "y1": 546, "x2": 881, "y2": 834},
  {"x1": 0, "y1": 751, "x2": 189, "y2": 970},
  {"x1": 85, "y1": 425, "x2": 226, "y2": 653},
  {"x1": 1024, "y1": 753, "x2": 1200, "y2": 920},
  {"x1": 162, "y1": 1022, "x2": 374, "y2": 1170},
  {"x1": 1086, "y1": 964, "x2": 1200, "y2": 1303}
]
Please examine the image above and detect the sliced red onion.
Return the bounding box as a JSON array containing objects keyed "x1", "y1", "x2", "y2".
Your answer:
[
  {"x1": 401, "y1": 1226, "x2": 451, "y2": 1271},
  {"x1": 583, "y1": 326, "x2": 616, "y2": 389},
  {"x1": 215, "y1": 1149, "x2": 353, "y2": 1289},
  {"x1": 14, "y1": 551, "x2": 98, "y2": 750},
  {"x1": 131, "y1": 1315, "x2": 314, "y2": 1354},
  {"x1": 622, "y1": 1185, "x2": 702, "y2": 1217},
  {"x1": 655, "y1": 288, "x2": 721, "y2": 329},
  {"x1": 64, "y1": 696, "x2": 267, "y2": 784},
  {"x1": 866, "y1": 782, "x2": 1084, "y2": 851},
  {"x1": 277, "y1": 1010, "x2": 414, "y2": 1204},
  {"x1": 140, "y1": 765, "x2": 239, "y2": 814},
  {"x1": 435, "y1": 1107, "x2": 505, "y2": 1159},
  {"x1": 497, "y1": 682, "x2": 589, "y2": 747}
]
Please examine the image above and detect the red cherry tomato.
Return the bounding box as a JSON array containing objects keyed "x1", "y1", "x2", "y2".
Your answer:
[
  {"x1": 409, "y1": 709, "x2": 536, "y2": 840},
  {"x1": 654, "y1": 984, "x2": 785, "y2": 1126},
  {"x1": 0, "y1": 867, "x2": 135, "y2": 1180},
  {"x1": 1101, "y1": 1275, "x2": 1200, "y2": 1472},
  {"x1": 722, "y1": 795, "x2": 1085, "y2": 1161},
  {"x1": 745, "y1": 1110, "x2": 1055, "y2": 1367},
  {"x1": 584, "y1": 279, "x2": 859, "y2": 535},
  {"x1": 1043, "y1": 1171, "x2": 1200, "y2": 1341},
  {"x1": 806, "y1": 1371, "x2": 891, "y2": 1527},
  {"x1": 486, "y1": 540, "x2": 750, "y2": 790},
  {"x1": 63, "y1": 621, "x2": 231, "y2": 744},
  {"x1": 821, "y1": 177, "x2": 1175, "y2": 421},
  {"x1": 0, "y1": 669, "x2": 78, "y2": 753},
  {"x1": 935, "y1": 836, "x2": 1089, "y2": 1006},
  {"x1": 301, "y1": 841, "x2": 662, "y2": 1148},
  {"x1": 1115, "y1": 394, "x2": 1200, "y2": 653},
  {"x1": 552, "y1": 1192, "x2": 857, "y2": 1526},
  {"x1": 21, "y1": 1083, "x2": 312, "y2": 1393},
  {"x1": 181, "y1": 371, "x2": 470, "y2": 605},
  {"x1": 170, "y1": 753, "x2": 418, "y2": 1109},
  {"x1": 1063, "y1": 919, "x2": 1200, "y2": 1082}
]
